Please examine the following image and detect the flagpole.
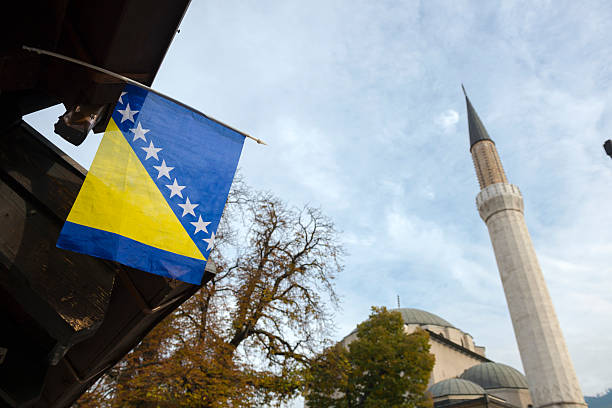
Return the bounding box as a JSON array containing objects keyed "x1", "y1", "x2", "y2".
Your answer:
[{"x1": 22, "y1": 45, "x2": 266, "y2": 145}]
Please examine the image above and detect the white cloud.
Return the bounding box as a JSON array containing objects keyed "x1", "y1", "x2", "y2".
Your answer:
[{"x1": 435, "y1": 109, "x2": 460, "y2": 132}]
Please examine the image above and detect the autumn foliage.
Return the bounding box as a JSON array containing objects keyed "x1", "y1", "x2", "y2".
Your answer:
[
  {"x1": 75, "y1": 179, "x2": 343, "y2": 407},
  {"x1": 304, "y1": 307, "x2": 435, "y2": 408}
]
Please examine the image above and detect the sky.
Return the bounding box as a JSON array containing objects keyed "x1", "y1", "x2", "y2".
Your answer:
[{"x1": 26, "y1": 0, "x2": 612, "y2": 399}]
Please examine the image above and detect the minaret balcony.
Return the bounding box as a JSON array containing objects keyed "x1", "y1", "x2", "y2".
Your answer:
[{"x1": 476, "y1": 183, "x2": 524, "y2": 223}]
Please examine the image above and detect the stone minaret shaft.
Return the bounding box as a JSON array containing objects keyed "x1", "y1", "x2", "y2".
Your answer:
[{"x1": 463, "y1": 87, "x2": 585, "y2": 408}]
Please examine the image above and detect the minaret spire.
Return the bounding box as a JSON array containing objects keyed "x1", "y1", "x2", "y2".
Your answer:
[
  {"x1": 464, "y1": 86, "x2": 586, "y2": 408},
  {"x1": 462, "y1": 85, "x2": 493, "y2": 149},
  {"x1": 462, "y1": 87, "x2": 508, "y2": 189}
]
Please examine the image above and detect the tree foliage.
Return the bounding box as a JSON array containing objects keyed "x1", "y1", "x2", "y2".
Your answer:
[
  {"x1": 304, "y1": 307, "x2": 435, "y2": 408},
  {"x1": 75, "y1": 178, "x2": 343, "y2": 407}
]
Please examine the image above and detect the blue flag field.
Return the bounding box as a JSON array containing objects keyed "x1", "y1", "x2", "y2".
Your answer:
[{"x1": 57, "y1": 84, "x2": 244, "y2": 284}]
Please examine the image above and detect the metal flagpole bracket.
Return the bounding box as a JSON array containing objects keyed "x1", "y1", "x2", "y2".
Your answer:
[{"x1": 22, "y1": 45, "x2": 267, "y2": 145}]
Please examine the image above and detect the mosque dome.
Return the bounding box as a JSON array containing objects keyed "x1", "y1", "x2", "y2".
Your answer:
[
  {"x1": 428, "y1": 378, "x2": 486, "y2": 398},
  {"x1": 394, "y1": 308, "x2": 456, "y2": 328},
  {"x1": 460, "y1": 362, "x2": 528, "y2": 389}
]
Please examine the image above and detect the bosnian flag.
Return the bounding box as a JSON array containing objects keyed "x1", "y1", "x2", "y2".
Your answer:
[{"x1": 57, "y1": 84, "x2": 244, "y2": 285}]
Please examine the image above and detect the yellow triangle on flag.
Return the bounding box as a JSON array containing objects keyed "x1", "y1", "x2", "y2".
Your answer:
[{"x1": 67, "y1": 118, "x2": 205, "y2": 261}]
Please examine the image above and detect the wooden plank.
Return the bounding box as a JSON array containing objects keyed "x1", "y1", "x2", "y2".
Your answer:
[
  {"x1": 0, "y1": 169, "x2": 115, "y2": 354},
  {"x1": 0, "y1": 121, "x2": 85, "y2": 223}
]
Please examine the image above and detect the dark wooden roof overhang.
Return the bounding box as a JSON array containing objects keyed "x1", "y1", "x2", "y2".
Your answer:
[
  {"x1": 0, "y1": 0, "x2": 190, "y2": 141},
  {"x1": 0, "y1": 120, "x2": 214, "y2": 407},
  {"x1": 0, "y1": 2, "x2": 217, "y2": 407},
  {"x1": 0, "y1": 118, "x2": 215, "y2": 407}
]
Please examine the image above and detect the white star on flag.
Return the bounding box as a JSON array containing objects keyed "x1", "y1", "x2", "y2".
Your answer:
[
  {"x1": 153, "y1": 159, "x2": 173, "y2": 179},
  {"x1": 166, "y1": 178, "x2": 186, "y2": 198},
  {"x1": 118, "y1": 91, "x2": 127, "y2": 104},
  {"x1": 190, "y1": 215, "x2": 211, "y2": 234},
  {"x1": 203, "y1": 231, "x2": 216, "y2": 251},
  {"x1": 178, "y1": 197, "x2": 199, "y2": 217},
  {"x1": 141, "y1": 141, "x2": 162, "y2": 160},
  {"x1": 130, "y1": 122, "x2": 150, "y2": 142},
  {"x1": 117, "y1": 103, "x2": 138, "y2": 123}
]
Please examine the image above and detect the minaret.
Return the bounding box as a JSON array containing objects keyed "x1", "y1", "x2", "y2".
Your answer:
[{"x1": 463, "y1": 86, "x2": 586, "y2": 408}]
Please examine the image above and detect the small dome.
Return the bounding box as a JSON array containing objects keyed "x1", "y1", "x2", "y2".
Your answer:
[
  {"x1": 394, "y1": 308, "x2": 455, "y2": 328},
  {"x1": 428, "y1": 378, "x2": 486, "y2": 398},
  {"x1": 460, "y1": 362, "x2": 528, "y2": 389}
]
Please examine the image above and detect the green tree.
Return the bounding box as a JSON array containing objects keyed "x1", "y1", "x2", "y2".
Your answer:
[
  {"x1": 305, "y1": 307, "x2": 435, "y2": 408},
  {"x1": 76, "y1": 178, "x2": 343, "y2": 407}
]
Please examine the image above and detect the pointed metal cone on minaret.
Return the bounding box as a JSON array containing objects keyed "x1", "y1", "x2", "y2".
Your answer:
[
  {"x1": 462, "y1": 85, "x2": 493, "y2": 149},
  {"x1": 463, "y1": 85, "x2": 508, "y2": 188}
]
